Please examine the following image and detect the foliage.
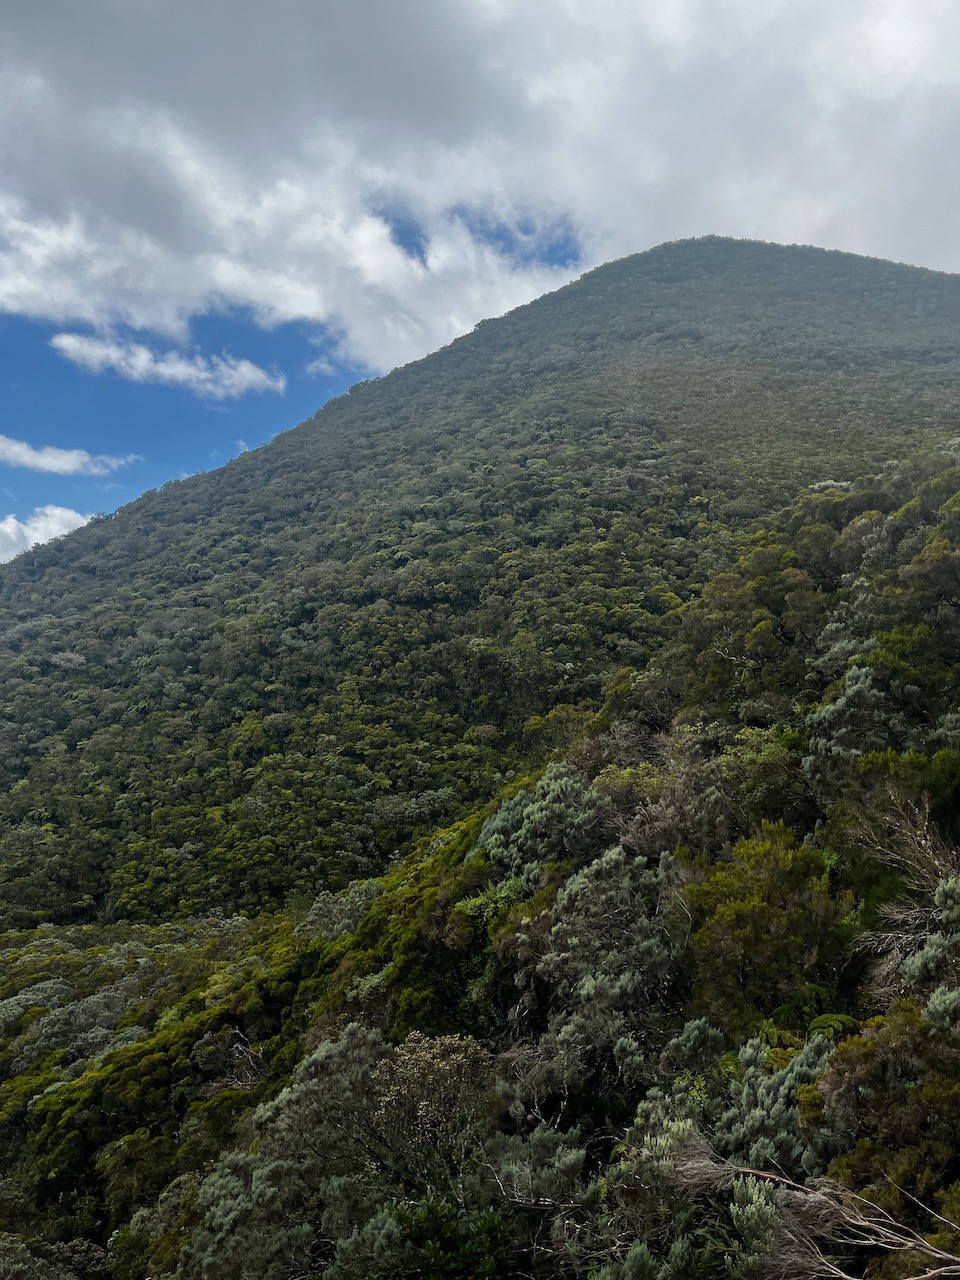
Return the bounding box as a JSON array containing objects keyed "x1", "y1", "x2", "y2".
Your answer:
[
  {"x1": 474, "y1": 763, "x2": 614, "y2": 885},
  {"x1": 5, "y1": 239, "x2": 960, "y2": 1275},
  {"x1": 511, "y1": 844, "x2": 686, "y2": 1118},
  {"x1": 685, "y1": 823, "x2": 853, "y2": 1038}
]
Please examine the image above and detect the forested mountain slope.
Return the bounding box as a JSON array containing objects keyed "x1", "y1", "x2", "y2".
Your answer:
[
  {"x1": 2, "y1": 236, "x2": 959, "y2": 926},
  {"x1": 6, "y1": 238, "x2": 960, "y2": 1279}
]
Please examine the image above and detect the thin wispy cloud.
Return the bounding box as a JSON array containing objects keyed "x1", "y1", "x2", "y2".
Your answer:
[
  {"x1": 50, "y1": 334, "x2": 287, "y2": 399},
  {"x1": 0, "y1": 504, "x2": 88, "y2": 562},
  {"x1": 0, "y1": 432, "x2": 136, "y2": 476}
]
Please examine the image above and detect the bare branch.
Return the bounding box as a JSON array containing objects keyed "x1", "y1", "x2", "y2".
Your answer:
[{"x1": 668, "y1": 1132, "x2": 960, "y2": 1280}]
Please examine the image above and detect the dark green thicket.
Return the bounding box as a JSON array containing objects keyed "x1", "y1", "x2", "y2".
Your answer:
[
  {"x1": 2, "y1": 237, "x2": 959, "y2": 926},
  {"x1": 6, "y1": 239, "x2": 960, "y2": 1276}
]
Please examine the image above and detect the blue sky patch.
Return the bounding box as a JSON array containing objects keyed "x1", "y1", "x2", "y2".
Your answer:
[
  {"x1": 450, "y1": 206, "x2": 581, "y2": 270},
  {"x1": 372, "y1": 205, "x2": 431, "y2": 266},
  {"x1": 0, "y1": 312, "x2": 356, "y2": 524}
]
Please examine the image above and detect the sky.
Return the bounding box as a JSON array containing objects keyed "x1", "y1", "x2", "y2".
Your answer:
[{"x1": 1, "y1": 0, "x2": 958, "y2": 560}]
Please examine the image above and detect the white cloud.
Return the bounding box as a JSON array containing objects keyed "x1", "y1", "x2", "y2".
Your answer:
[
  {"x1": 50, "y1": 334, "x2": 287, "y2": 399},
  {"x1": 0, "y1": 432, "x2": 136, "y2": 476},
  {"x1": 0, "y1": 1, "x2": 957, "y2": 374},
  {"x1": 0, "y1": 504, "x2": 89, "y2": 562}
]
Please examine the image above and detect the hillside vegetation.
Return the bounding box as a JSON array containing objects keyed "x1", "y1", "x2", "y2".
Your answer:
[{"x1": 3, "y1": 238, "x2": 960, "y2": 1277}]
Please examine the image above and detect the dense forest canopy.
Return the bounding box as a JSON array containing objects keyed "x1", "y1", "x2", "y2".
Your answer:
[{"x1": 4, "y1": 237, "x2": 960, "y2": 1277}]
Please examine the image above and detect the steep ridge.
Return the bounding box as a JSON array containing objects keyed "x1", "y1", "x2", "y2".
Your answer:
[{"x1": 2, "y1": 237, "x2": 960, "y2": 926}]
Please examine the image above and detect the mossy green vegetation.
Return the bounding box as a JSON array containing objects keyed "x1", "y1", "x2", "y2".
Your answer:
[{"x1": 5, "y1": 239, "x2": 960, "y2": 1275}]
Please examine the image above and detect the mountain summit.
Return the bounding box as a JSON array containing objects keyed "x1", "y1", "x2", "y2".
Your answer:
[{"x1": 1, "y1": 236, "x2": 958, "y2": 925}]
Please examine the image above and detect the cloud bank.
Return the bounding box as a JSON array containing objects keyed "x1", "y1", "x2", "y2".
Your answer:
[
  {"x1": 51, "y1": 334, "x2": 287, "y2": 398},
  {"x1": 1, "y1": 0, "x2": 957, "y2": 374},
  {"x1": 0, "y1": 432, "x2": 136, "y2": 476},
  {"x1": 0, "y1": 504, "x2": 89, "y2": 562}
]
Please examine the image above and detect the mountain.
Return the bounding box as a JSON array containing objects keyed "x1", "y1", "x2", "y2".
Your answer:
[
  {"x1": 5, "y1": 237, "x2": 960, "y2": 1279},
  {"x1": 2, "y1": 235, "x2": 959, "y2": 927}
]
